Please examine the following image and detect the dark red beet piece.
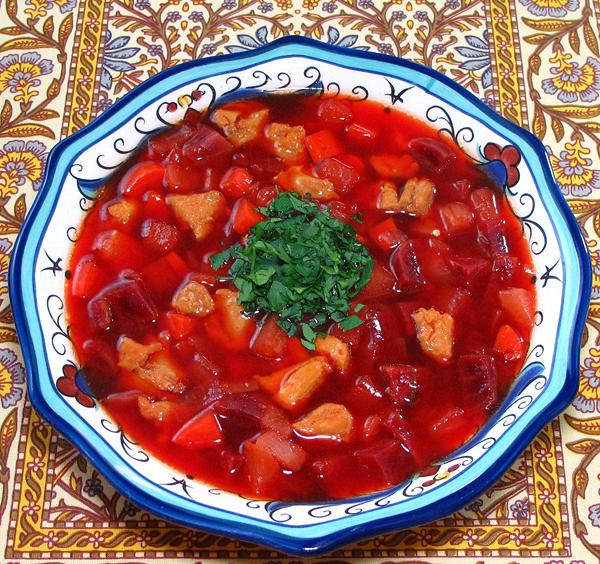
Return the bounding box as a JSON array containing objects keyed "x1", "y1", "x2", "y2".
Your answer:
[
  {"x1": 141, "y1": 219, "x2": 179, "y2": 254},
  {"x1": 492, "y1": 255, "x2": 520, "y2": 281},
  {"x1": 314, "y1": 157, "x2": 359, "y2": 194},
  {"x1": 457, "y1": 353, "x2": 499, "y2": 411},
  {"x1": 182, "y1": 125, "x2": 233, "y2": 162},
  {"x1": 449, "y1": 256, "x2": 491, "y2": 283},
  {"x1": 390, "y1": 240, "x2": 426, "y2": 292},
  {"x1": 477, "y1": 219, "x2": 509, "y2": 257},
  {"x1": 381, "y1": 364, "x2": 420, "y2": 404},
  {"x1": 356, "y1": 438, "x2": 414, "y2": 483},
  {"x1": 344, "y1": 374, "x2": 385, "y2": 415},
  {"x1": 408, "y1": 137, "x2": 456, "y2": 173}
]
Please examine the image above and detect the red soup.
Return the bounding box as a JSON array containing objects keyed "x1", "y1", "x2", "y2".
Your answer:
[{"x1": 66, "y1": 94, "x2": 536, "y2": 501}]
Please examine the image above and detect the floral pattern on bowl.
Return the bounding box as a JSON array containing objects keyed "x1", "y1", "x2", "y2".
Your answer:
[{"x1": 9, "y1": 38, "x2": 591, "y2": 555}]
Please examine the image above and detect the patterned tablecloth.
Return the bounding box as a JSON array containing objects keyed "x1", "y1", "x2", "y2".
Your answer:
[{"x1": 1, "y1": 0, "x2": 599, "y2": 562}]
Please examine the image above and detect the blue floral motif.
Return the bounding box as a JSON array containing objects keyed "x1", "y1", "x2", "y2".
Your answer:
[
  {"x1": 326, "y1": 26, "x2": 368, "y2": 50},
  {"x1": 510, "y1": 498, "x2": 529, "y2": 518},
  {"x1": 0, "y1": 347, "x2": 25, "y2": 408},
  {"x1": 100, "y1": 31, "x2": 140, "y2": 90},
  {"x1": 589, "y1": 502, "x2": 600, "y2": 527},
  {"x1": 225, "y1": 25, "x2": 270, "y2": 53},
  {"x1": 456, "y1": 32, "x2": 492, "y2": 89}
]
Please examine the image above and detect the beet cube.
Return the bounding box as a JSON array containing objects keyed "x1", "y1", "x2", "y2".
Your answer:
[{"x1": 457, "y1": 353, "x2": 498, "y2": 411}]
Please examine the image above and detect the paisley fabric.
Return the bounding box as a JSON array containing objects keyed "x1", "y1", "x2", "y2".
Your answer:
[{"x1": 0, "y1": 0, "x2": 599, "y2": 561}]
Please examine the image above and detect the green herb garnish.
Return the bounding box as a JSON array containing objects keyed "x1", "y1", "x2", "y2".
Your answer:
[{"x1": 211, "y1": 192, "x2": 374, "y2": 347}]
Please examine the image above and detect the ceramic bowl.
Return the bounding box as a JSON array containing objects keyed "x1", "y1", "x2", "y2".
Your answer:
[{"x1": 9, "y1": 38, "x2": 591, "y2": 555}]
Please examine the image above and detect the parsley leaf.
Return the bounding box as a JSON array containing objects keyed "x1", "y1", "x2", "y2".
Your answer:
[{"x1": 212, "y1": 192, "x2": 374, "y2": 347}]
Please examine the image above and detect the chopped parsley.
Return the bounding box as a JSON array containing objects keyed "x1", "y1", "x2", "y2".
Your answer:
[{"x1": 211, "y1": 192, "x2": 373, "y2": 346}]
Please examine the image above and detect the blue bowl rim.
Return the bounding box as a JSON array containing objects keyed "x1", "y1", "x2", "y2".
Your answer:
[{"x1": 9, "y1": 36, "x2": 592, "y2": 555}]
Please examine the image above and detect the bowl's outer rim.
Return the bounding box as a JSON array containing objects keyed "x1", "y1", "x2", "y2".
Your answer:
[{"x1": 9, "y1": 36, "x2": 592, "y2": 556}]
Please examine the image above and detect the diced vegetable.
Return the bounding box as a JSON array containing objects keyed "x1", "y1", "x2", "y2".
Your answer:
[
  {"x1": 118, "y1": 161, "x2": 165, "y2": 198},
  {"x1": 165, "y1": 311, "x2": 197, "y2": 340},
  {"x1": 356, "y1": 438, "x2": 414, "y2": 483},
  {"x1": 368, "y1": 218, "x2": 407, "y2": 251},
  {"x1": 457, "y1": 353, "x2": 498, "y2": 411},
  {"x1": 164, "y1": 163, "x2": 204, "y2": 193},
  {"x1": 293, "y1": 403, "x2": 353, "y2": 442},
  {"x1": 220, "y1": 166, "x2": 254, "y2": 198},
  {"x1": 181, "y1": 124, "x2": 233, "y2": 162},
  {"x1": 390, "y1": 240, "x2": 426, "y2": 292},
  {"x1": 493, "y1": 324, "x2": 523, "y2": 362},
  {"x1": 71, "y1": 255, "x2": 108, "y2": 299},
  {"x1": 477, "y1": 219, "x2": 508, "y2": 257},
  {"x1": 93, "y1": 230, "x2": 149, "y2": 271},
  {"x1": 317, "y1": 98, "x2": 352, "y2": 125},
  {"x1": 255, "y1": 431, "x2": 307, "y2": 471},
  {"x1": 314, "y1": 157, "x2": 359, "y2": 194},
  {"x1": 305, "y1": 129, "x2": 343, "y2": 162},
  {"x1": 172, "y1": 409, "x2": 223, "y2": 448},
  {"x1": 346, "y1": 122, "x2": 378, "y2": 145},
  {"x1": 244, "y1": 441, "x2": 280, "y2": 495},
  {"x1": 141, "y1": 251, "x2": 191, "y2": 297},
  {"x1": 438, "y1": 202, "x2": 474, "y2": 234},
  {"x1": 381, "y1": 364, "x2": 420, "y2": 404},
  {"x1": 138, "y1": 396, "x2": 175, "y2": 423},
  {"x1": 230, "y1": 198, "x2": 264, "y2": 235},
  {"x1": 498, "y1": 287, "x2": 535, "y2": 327},
  {"x1": 250, "y1": 315, "x2": 288, "y2": 359},
  {"x1": 470, "y1": 188, "x2": 500, "y2": 222},
  {"x1": 408, "y1": 137, "x2": 456, "y2": 173},
  {"x1": 140, "y1": 219, "x2": 179, "y2": 254},
  {"x1": 369, "y1": 154, "x2": 420, "y2": 179},
  {"x1": 204, "y1": 289, "x2": 256, "y2": 351}
]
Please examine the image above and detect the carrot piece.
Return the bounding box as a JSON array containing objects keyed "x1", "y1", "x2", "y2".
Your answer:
[
  {"x1": 172, "y1": 409, "x2": 223, "y2": 448},
  {"x1": 493, "y1": 324, "x2": 523, "y2": 362},
  {"x1": 305, "y1": 129, "x2": 343, "y2": 162},
  {"x1": 118, "y1": 161, "x2": 165, "y2": 198},
  {"x1": 369, "y1": 154, "x2": 420, "y2": 179},
  {"x1": 250, "y1": 315, "x2": 288, "y2": 359},
  {"x1": 368, "y1": 217, "x2": 407, "y2": 251},
  {"x1": 165, "y1": 311, "x2": 197, "y2": 340},
  {"x1": 220, "y1": 166, "x2": 254, "y2": 197},
  {"x1": 346, "y1": 122, "x2": 378, "y2": 145},
  {"x1": 230, "y1": 198, "x2": 264, "y2": 235},
  {"x1": 93, "y1": 230, "x2": 149, "y2": 271}
]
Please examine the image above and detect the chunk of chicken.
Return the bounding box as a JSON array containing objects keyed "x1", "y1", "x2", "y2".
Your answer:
[
  {"x1": 412, "y1": 307, "x2": 454, "y2": 363},
  {"x1": 166, "y1": 191, "x2": 225, "y2": 240},
  {"x1": 117, "y1": 337, "x2": 162, "y2": 371},
  {"x1": 377, "y1": 177, "x2": 435, "y2": 217},
  {"x1": 210, "y1": 108, "x2": 269, "y2": 146},
  {"x1": 171, "y1": 280, "x2": 214, "y2": 317},
  {"x1": 255, "y1": 357, "x2": 332, "y2": 411},
  {"x1": 315, "y1": 334, "x2": 350, "y2": 373},
  {"x1": 137, "y1": 352, "x2": 184, "y2": 393},
  {"x1": 276, "y1": 357, "x2": 332, "y2": 411},
  {"x1": 293, "y1": 403, "x2": 353, "y2": 442},
  {"x1": 138, "y1": 396, "x2": 174, "y2": 423},
  {"x1": 107, "y1": 199, "x2": 136, "y2": 224},
  {"x1": 398, "y1": 177, "x2": 435, "y2": 217},
  {"x1": 265, "y1": 122, "x2": 306, "y2": 164},
  {"x1": 275, "y1": 166, "x2": 337, "y2": 201}
]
